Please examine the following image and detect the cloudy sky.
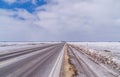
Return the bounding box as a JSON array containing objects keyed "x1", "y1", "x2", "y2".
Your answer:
[{"x1": 0, "y1": 0, "x2": 120, "y2": 41}]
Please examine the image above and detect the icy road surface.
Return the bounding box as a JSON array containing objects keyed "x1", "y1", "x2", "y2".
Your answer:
[
  {"x1": 67, "y1": 44, "x2": 120, "y2": 77},
  {"x1": 0, "y1": 43, "x2": 65, "y2": 77},
  {"x1": 0, "y1": 42, "x2": 119, "y2": 77}
]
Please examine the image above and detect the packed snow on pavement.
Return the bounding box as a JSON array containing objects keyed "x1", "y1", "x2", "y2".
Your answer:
[
  {"x1": 0, "y1": 42, "x2": 46, "y2": 52},
  {"x1": 70, "y1": 42, "x2": 120, "y2": 73},
  {"x1": 0, "y1": 42, "x2": 61, "y2": 52},
  {"x1": 70, "y1": 42, "x2": 120, "y2": 58}
]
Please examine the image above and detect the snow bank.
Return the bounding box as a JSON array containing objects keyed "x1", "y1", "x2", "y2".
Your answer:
[{"x1": 70, "y1": 42, "x2": 120, "y2": 72}]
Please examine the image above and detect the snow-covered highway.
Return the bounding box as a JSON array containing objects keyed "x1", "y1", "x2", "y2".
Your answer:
[
  {"x1": 0, "y1": 43, "x2": 65, "y2": 77},
  {"x1": 0, "y1": 42, "x2": 119, "y2": 77},
  {"x1": 67, "y1": 44, "x2": 120, "y2": 77}
]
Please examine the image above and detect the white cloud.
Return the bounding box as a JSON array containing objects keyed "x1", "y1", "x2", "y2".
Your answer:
[
  {"x1": 3, "y1": 0, "x2": 31, "y2": 4},
  {"x1": 32, "y1": 0, "x2": 37, "y2": 5},
  {"x1": 3, "y1": 0, "x2": 38, "y2": 4},
  {"x1": 1, "y1": 0, "x2": 120, "y2": 41},
  {"x1": 33, "y1": 0, "x2": 120, "y2": 41},
  {"x1": 0, "y1": 9, "x2": 45, "y2": 41},
  {"x1": 3, "y1": 0, "x2": 17, "y2": 4}
]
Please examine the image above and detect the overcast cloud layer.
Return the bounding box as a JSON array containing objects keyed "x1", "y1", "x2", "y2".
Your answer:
[{"x1": 0, "y1": 0, "x2": 120, "y2": 41}]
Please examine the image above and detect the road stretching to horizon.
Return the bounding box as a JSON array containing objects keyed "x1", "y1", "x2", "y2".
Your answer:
[{"x1": 0, "y1": 43, "x2": 119, "y2": 77}]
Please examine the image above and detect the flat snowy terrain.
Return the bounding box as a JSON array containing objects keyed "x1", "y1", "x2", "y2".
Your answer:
[
  {"x1": 70, "y1": 42, "x2": 120, "y2": 76},
  {"x1": 0, "y1": 42, "x2": 119, "y2": 77},
  {"x1": 0, "y1": 42, "x2": 60, "y2": 52},
  {"x1": 70, "y1": 42, "x2": 120, "y2": 58},
  {"x1": 1, "y1": 42, "x2": 120, "y2": 58},
  {"x1": 0, "y1": 42, "x2": 48, "y2": 52}
]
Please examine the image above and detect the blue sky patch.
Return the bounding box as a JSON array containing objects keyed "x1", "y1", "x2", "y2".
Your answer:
[{"x1": 0, "y1": 0, "x2": 46, "y2": 13}]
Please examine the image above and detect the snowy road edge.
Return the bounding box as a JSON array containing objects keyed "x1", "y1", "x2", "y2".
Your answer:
[{"x1": 48, "y1": 45, "x2": 65, "y2": 77}]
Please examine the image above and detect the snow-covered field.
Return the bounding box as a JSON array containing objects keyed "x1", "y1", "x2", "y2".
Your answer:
[
  {"x1": 0, "y1": 42, "x2": 46, "y2": 52},
  {"x1": 70, "y1": 42, "x2": 120, "y2": 72},
  {"x1": 0, "y1": 42, "x2": 119, "y2": 74},
  {"x1": 0, "y1": 42, "x2": 60, "y2": 52},
  {"x1": 1, "y1": 42, "x2": 120, "y2": 58},
  {"x1": 70, "y1": 42, "x2": 120, "y2": 58}
]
